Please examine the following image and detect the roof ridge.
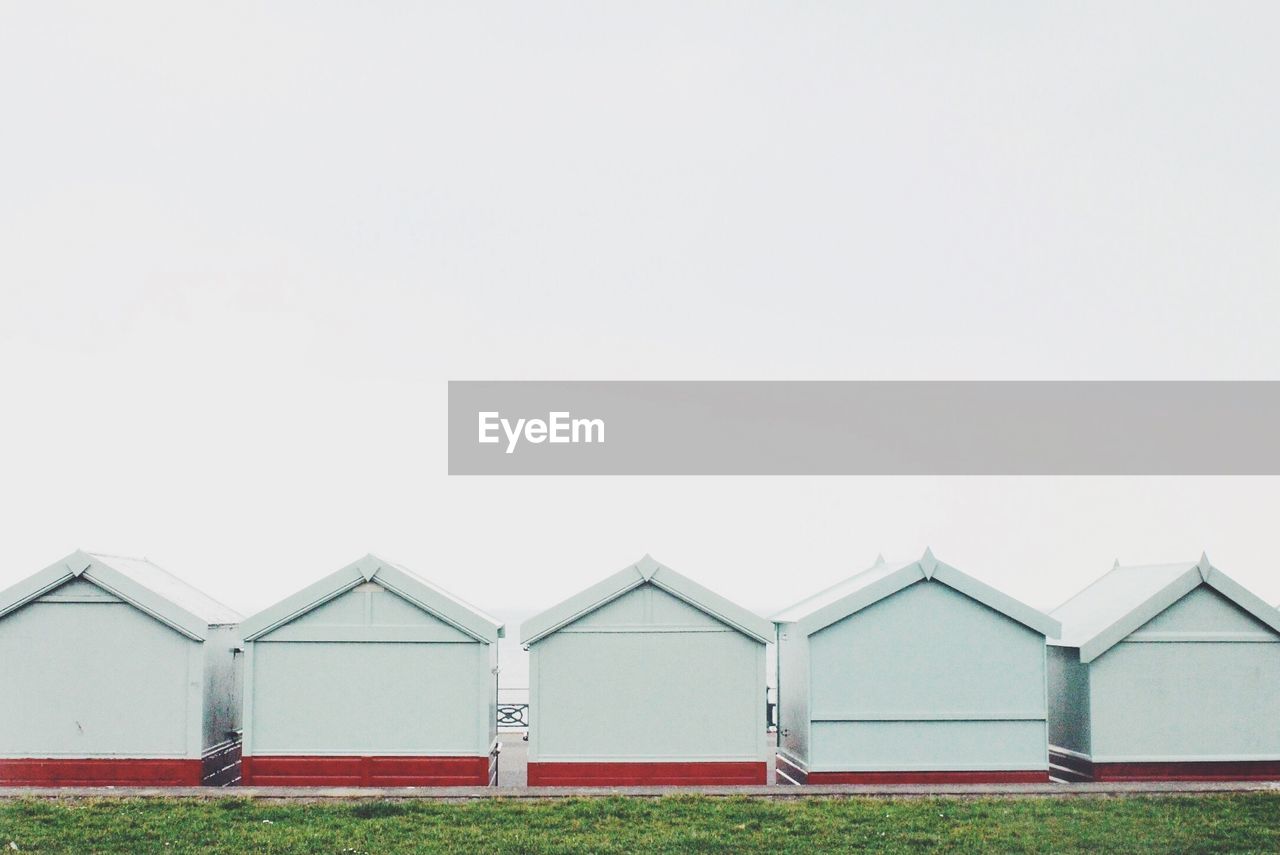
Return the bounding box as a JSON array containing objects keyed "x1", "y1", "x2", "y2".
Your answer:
[
  {"x1": 85, "y1": 550, "x2": 150, "y2": 561},
  {"x1": 375, "y1": 555, "x2": 504, "y2": 628},
  {"x1": 1049, "y1": 559, "x2": 1193, "y2": 614},
  {"x1": 86, "y1": 552, "x2": 243, "y2": 623},
  {"x1": 771, "y1": 556, "x2": 915, "y2": 622}
]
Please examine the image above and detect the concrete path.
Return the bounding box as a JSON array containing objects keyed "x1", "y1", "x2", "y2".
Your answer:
[
  {"x1": 496, "y1": 731, "x2": 527, "y2": 787},
  {"x1": 2, "y1": 781, "x2": 1277, "y2": 801}
]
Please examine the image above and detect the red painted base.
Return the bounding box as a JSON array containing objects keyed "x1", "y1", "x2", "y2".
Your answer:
[
  {"x1": 0, "y1": 758, "x2": 203, "y2": 786},
  {"x1": 1093, "y1": 761, "x2": 1280, "y2": 782},
  {"x1": 527, "y1": 761, "x2": 767, "y2": 786},
  {"x1": 1049, "y1": 750, "x2": 1280, "y2": 782},
  {"x1": 776, "y1": 755, "x2": 1047, "y2": 785},
  {"x1": 807, "y1": 770, "x2": 1049, "y2": 784},
  {"x1": 240, "y1": 755, "x2": 495, "y2": 787}
]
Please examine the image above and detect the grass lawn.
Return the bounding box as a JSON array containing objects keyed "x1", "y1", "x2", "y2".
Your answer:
[{"x1": 0, "y1": 794, "x2": 1278, "y2": 853}]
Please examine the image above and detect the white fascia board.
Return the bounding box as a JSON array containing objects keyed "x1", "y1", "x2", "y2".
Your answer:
[
  {"x1": 0, "y1": 557, "x2": 80, "y2": 621},
  {"x1": 80, "y1": 554, "x2": 210, "y2": 641},
  {"x1": 520, "y1": 555, "x2": 771, "y2": 646},
  {"x1": 931, "y1": 563, "x2": 1062, "y2": 639},
  {"x1": 519, "y1": 562, "x2": 647, "y2": 646},
  {"x1": 791, "y1": 563, "x2": 925, "y2": 638},
  {"x1": 371, "y1": 560, "x2": 502, "y2": 644},
  {"x1": 1202, "y1": 568, "x2": 1280, "y2": 638},
  {"x1": 646, "y1": 565, "x2": 773, "y2": 644},
  {"x1": 1, "y1": 551, "x2": 212, "y2": 641},
  {"x1": 1078, "y1": 567, "x2": 1202, "y2": 663},
  {"x1": 238, "y1": 561, "x2": 366, "y2": 642}
]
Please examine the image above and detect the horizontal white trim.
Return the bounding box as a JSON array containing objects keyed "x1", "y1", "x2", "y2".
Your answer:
[
  {"x1": 36, "y1": 593, "x2": 122, "y2": 603},
  {"x1": 530, "y1": 754, "x2": 766, "y2": 763},
  {"x1": 555, "y1": 625, "x2": 734, "y2": 634},
  {"x1": 252, "y1": 622, "x2": 478, "y2": 639},
  {"x1": 0, "y1": 753, "x2": 195, "y2": 760},
  {"x1": 811, "y1": 711, "x2": 1046, "y2": 723},
  {"x1": 808, "y1": 762, "x2": 1050, "y2": 773},
  {"x1": 1089, "y1": 753, "x2": 1280, "y2": 763},
  {"x1": 1052, "y1": 746, "x2": 1280, "y2": 764},
  {"x1": 244, "y1": 748, "x2": 490, "y2": 757},
  {"x1": 1125, "y1": 632, "x2": 1278, "y2": 643}
]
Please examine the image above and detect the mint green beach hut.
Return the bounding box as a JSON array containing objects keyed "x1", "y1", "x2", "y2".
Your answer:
[
  {"x1": 1048, "y1": 554, "x2": 1280, "y2": 781},
  {"x1": 0, "y1": 550, "x2": 242, "y2": 786},
  {"x1": 773, "y1": 549, "x2": 1060, "y2": 784},
  {"x1": 238, "y1": 554, "x2": 504, "y2": 787},
  {"x1": 521, "y1": 555, "x2": 773, "y2": 786}
]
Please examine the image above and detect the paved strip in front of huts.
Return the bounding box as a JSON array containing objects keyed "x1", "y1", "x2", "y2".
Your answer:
[{"x1": 2, "y1": 781, "x2": 1278, "y2": 801}]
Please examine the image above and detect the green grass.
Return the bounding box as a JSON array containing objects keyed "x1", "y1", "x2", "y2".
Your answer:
[{"x1": 0, "y1": 794, "x2": 1277, "y2": 853}]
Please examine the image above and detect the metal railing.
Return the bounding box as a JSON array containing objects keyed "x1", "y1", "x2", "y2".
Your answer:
[{"x1": 497, "y1": 702, "x2": 529, "y2": 728}]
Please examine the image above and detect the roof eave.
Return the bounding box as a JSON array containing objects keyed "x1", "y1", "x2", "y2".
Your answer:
[
  {"x1": 241, "y1": 555, "x2": 503, "y2": 644},
  {"x1": 0, "y1": 556, "x2": 81, "y2": 623},
  {"x1": 931, "y1": 563, "x2": 1061, "y2": 639},
  {"x1": 520, "y1": 557, "x2": 772, "y2": 646},
  {"x1": 791, "y1": 564, "x2": 925, "y2": 638},
  {"x1": 1, "y1": 551, "x2": 214, "y2": 641},
  {"x1": 1202, "y1": 567, "x2": 1280, "y2": 638},
  {"x1": 520, "y1": 563, "x2": 648, "y2": 646},
  {"x1": 371, "y1": 561, "x2": 502, "y2": 644},
  {"x1": 647, "y1": 566, "x2": 773, "y2": 644},
  {"x1": 239, "y1": 562, "x2": 367, "y2": 642},
  {"x1": 1076, "y1": 567, "x2": 1203, "y2": 663}
]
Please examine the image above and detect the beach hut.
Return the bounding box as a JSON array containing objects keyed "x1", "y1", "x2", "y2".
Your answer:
[
  {"x1": 238, "y1": 554, "x2": 504, "y2": 786},
  {"x1": 0, "y1": 550, "x2": 243, "y2": 786},
  {"x1": 1048, "y1": 554, "x2": 1280, "y2": 781},
  {"x1": 521, "y1": 555, "x2": 773, "y2": 785},
  {"x1": 773, "y1": 549, "x2": 1060, "y2": 784}
]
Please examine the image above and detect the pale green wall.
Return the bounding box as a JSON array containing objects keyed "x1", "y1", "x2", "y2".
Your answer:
[
  {"x1": 245, "y1": 584, "x2": 495, "y2": 757},
  {"x1": 0, "y1": 579, "x2": 202, "y2": 758},
  {"x1": 811, "y1": 719, "x2": 1046, "y2": 769},
  {"x1": 528, "y1": 583, "x2": 767, "y2": 763},
  {"x1": 798, "y1": 580, "x2": 1048, "y2": 772}
]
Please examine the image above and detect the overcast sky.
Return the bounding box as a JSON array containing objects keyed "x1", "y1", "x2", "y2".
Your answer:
[{"x1": 2, "y1": 3, "x2": 1278, "y2": 667}]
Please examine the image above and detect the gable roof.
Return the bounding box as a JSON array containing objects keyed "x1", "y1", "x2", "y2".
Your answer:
[
  {"x1": 519, "y1": 554, "x2": 773, "y2": 646},
  {"x1": 0, "y1": 550, "x2": 242, "y2": 641},
  {"x1": 772, "y1": 548, "x2": 1060, "y2": 640},
  {"x1": 1051, "y1": 552, "x2": 1280, "y2": 662},
  {"x1": 238, "y1": 553, "x2": 504, "y2": 644}
]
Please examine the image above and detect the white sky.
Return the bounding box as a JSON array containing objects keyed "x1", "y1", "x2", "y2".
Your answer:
[{"x1": 2, "y1": 3, "x2": 1279, "y2": 673}]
